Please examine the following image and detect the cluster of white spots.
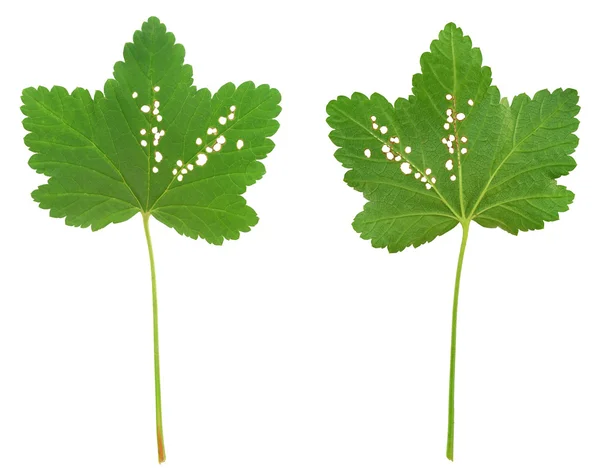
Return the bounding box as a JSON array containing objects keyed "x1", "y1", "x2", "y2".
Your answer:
[
  {"x1": 364, "y1": 116, "x2": 436, "y2": 190},
  {"x1": 151, "y1": 126, "x2": 165, "y2": 147},
  {"x1": 371, "y1": 115, "x2": 391, "y2": 136},
  {"x1": 173, "y1": 106, "x2": 240, "y2": 179},
  {"x1": 173, "y1": 159, "x2": 193, "y2": 182},
  {"x1": 441, "y1": 97, "x2": 473, "y2": 183},
  {"x1": 153, "y1": 90, "x2": 163, "y2": 122},
  {"x1": 155, "y1": 151, "x2": 163, "y2": 163},
  {"x1": 215, "y1": 105, "x2": 237, "y2": 127},
  {"x1": 370, "y1": 115, "x2": 376, "y2": 129},
  {"x1": 136, "y1": 86, "x2": 166, "y2": 157}
]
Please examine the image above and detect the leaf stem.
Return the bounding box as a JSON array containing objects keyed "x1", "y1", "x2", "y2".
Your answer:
[
  {"x1": 142, "y1": 213, "x2": 166, "y2": 464},
  {"x1": 446, "y1": 220, "x2": 470, "y2": 461}
]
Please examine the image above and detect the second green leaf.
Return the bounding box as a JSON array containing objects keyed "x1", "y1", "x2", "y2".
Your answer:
[{"x1": 326, "y1": 22, "x2": 579, "y2": 461}]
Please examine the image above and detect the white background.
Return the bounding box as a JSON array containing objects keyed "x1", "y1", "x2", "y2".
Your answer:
[{"x1": 1, "y1": 0, "x2": 598, "y2": 474}]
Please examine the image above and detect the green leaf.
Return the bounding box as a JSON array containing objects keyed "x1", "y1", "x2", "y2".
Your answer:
[
  {"x1": 326, "y1": 22, "x2": 579, "y2": 460},
  {"x1": 22, "y1": 16, "x2": 281, "y2": 245},
  {"x1": 21, "y1": 17, "x2": 281, "y2": 463},
  {"x1": 327, "y1": 23, "x2": 577, "y2": 252}
]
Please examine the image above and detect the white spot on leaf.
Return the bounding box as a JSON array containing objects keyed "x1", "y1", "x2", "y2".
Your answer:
[
  {"x1": 400, "y1": 162, "x2": 412, "y2": 174},
  {"x1": 196, "y1": 154, "x2": 208, "y2": 166}
]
